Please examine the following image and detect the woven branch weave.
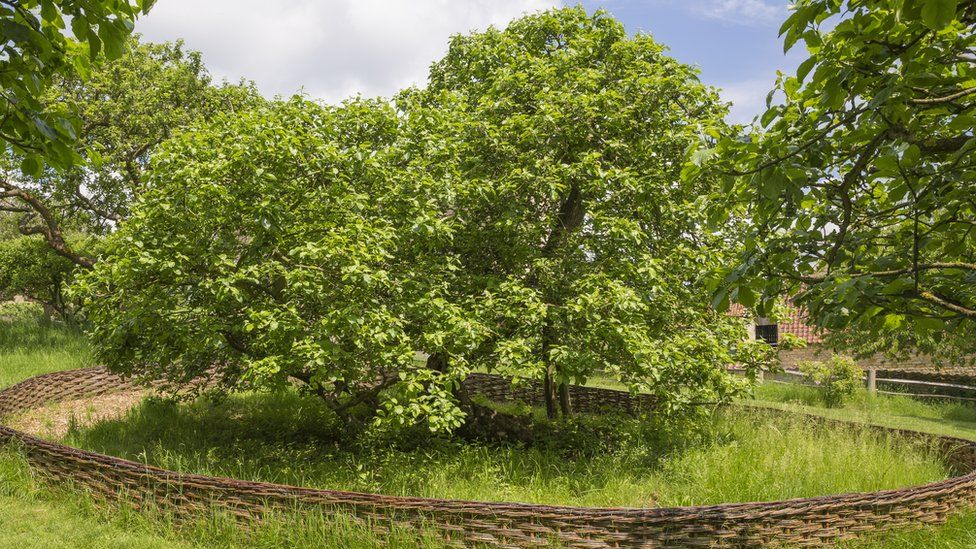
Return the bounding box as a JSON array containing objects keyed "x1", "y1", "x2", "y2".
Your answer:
[{"x1": 3, "y1": 367, "x2": 976, "y2": 548}]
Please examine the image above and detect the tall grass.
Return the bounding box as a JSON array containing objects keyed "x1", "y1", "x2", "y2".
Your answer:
[
  {"x1": 54, "y1": 391, "x2": 949, "y2": 509},
  {"x1": 843, "y1": 511, "x2": 976, "y2": 548},
  {"x1": 0, "y1": 448, "x2": 450, "y2": 548}
]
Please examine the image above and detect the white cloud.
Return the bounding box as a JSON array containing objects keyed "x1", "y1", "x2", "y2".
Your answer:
[
  {"x1": 137, "y1": 0, "x2": 557, "y2": 103},
  {"x1": 694, "y1": 0, "x2": 785, "y2": 26}
]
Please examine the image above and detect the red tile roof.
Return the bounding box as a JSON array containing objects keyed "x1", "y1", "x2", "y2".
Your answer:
[
  {"x1": 779, "y1": 309, "x2": 823, "y2": 344},
  {"x1": 727, "y1": 302, "x2": 823, "y2": 344}
]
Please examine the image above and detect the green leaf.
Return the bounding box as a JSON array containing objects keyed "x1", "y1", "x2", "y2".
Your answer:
[
  {"x1": 40, "y1": 1, "x2": 59, "y2": 24},
  {"x1": 21, "y1": 155, "x2": 42, "y2": 177},
  {"x1": 87, "y1": 31, "x2": 102, "y2": 58},
  {"x1": 883, "y1": 313, "x2": 905, "y2": 330},
  {"x1": 70, "y1": 15, "x2": 89, "y2": 41},
  {"x1": 902, "y1": 144, "x2": 921, "y2": 167},
  {"x1": 915, "y1": 316, "x2": 945, "y2": 332},
  {"x1": 921, "y1": 0, "x2": 957, "y2": 30},
  {"x1": 711, "y1": 287, "x2": 730, "y2": 312},
  {"x1": 796, "y1": 57, "x2": 816, "y2": 83},
  {"x1": 98, "y1": 21, "x2": 126, "y2": 60},
  {"x1": 760, "y1": 169, "x2": 787, "y2": 199},
  {"x1": 32, "y1": 116, "x2": 59, "y2": 140},
  {"x1": 0, "y1": 19, "x2": 32, "y2": 43},
  {"x1": 760, "y1": 106, "x2": 780, "y2": 128},
  {"x1": 735, "y1": 285, "x2": 756, "y2": 308}
]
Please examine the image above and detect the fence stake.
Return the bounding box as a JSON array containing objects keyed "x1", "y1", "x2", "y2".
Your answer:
[{"x1": 867, "y1": 367, "x2": 877, "y2": 394}]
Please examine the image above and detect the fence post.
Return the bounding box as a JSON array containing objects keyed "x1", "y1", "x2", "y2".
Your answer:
[{"x1": 867, "y1": 367, "x2": 877, "y2": 394}]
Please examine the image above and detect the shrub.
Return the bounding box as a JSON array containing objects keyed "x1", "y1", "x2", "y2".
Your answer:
[
  {"x1": 798, "y1": 356, "x2": 863, "y2": 407},
  {"x1": 0, "y1": 301, "x2": 44, "y2": 323}
]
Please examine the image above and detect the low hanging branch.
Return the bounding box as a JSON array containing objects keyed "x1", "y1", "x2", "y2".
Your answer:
[
  {"x1": 707, "y1": 0, "x2": 976, "y2": 359},
  {"x1": 917, "y1": 290, "x2": 976, "y2": 319},
  {"x1": 0, "y1": 180, "x2": 95, "y2": 268}
]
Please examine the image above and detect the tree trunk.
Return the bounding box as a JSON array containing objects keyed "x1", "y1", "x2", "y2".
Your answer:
[
  {"x1": 537, "y1": 183, "x2": 584, "y2": 420},
  {"x1": 41, "y1": 302, "x2": 57, "y2": 321},
  {"x1": 543, "y1": 364, "x2": 558, "y2": 420},
  {"x1": 558, "y1": 380, "x2": 573, "y2": 417},
  {"x1": 541, "y1": 319, "x2": 559, "y2": 419},
  {"x1": 426, "y1": 352, "x2": 449, "y2": 375},
  {"x1": 1, "y1": 182, "x2": 96, "y2": 268}
]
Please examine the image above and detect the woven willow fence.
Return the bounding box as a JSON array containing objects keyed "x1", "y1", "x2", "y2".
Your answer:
[{"x1": 3, "y1": 367, "x2": 976, "y2": 547}]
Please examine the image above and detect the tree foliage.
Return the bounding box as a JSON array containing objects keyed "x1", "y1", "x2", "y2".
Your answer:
[
  {"x1": 417, "y1": 8, "x2": 756, "y2": 417},
  {"x1": 700, "y1": 0, "x2": 976, "y2": 362},
  {"x1": 0, "y1": 234, "x2": 93, "y2": 321},
  {"x1": 797, "y1": 355, "x2": 862, "y2": 408},
  {"x1": 0, "y1": 0, "x2": 153, "y2": 170},
  {"x1": 77, "y1": 97, "x2": 487, "y2": 430},
  {"x1": 78, "y1": 8, "x2": 760, "y2": 432},
  {"x1": 1, "y1": 38, "x2": 262, "y2": 267}
]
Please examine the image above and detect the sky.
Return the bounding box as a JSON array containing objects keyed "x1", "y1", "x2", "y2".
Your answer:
[{"x1": 136, "y1": 0, "x2": 803, "y2": 123}]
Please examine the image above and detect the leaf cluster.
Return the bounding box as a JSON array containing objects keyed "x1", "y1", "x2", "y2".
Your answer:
[
  {"x1": 797, "y1": 355, "x2": 863, "y2": 407},
  {"x1": 702, "y1": 0, "x2": 976, "y2": 361},
  {"x1": 0, "y1": 0, "x2": 154, "y2": 170}
]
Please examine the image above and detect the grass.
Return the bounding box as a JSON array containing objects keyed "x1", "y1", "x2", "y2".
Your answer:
[
  {"x1": 50, "y1": 392, "x2": 948, "y2": 509},
  {"x1": 842, "y1": 511, "x2": 976, "y2": 548},
  {"x1": 0, "y1": 448, "x2": 447, "y2": 548},
  {"x1": 0, "y1": 304, "x2": 91, "y2": 388},
  {"x1": 743, "y1": 381, "x2": 976, "y2": 440},
  {"x1": 588, "y1": 371, "x2": 976, "y2": 440},
  {"x1": 1, "y1": 312, "x2": 976, "y2": 547}
]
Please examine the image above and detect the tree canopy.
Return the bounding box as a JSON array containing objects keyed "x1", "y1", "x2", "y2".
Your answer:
[
  {"x1": 700, "y1": 0, "x2": 976, "y2": 362},
  {"x1": 0, "y1": 232, "x2": 94, "y2": 321},
  {"x1": 1, "y1": 38, "x2": 262, "y2": 267},
  {"x1": 77, "y1": 97, "x2": 478, "y2": 430},
  {"x1": 0, "y1": 0, "x2": 154, "y2": 170},
  {"x1": 417, "y1": 8, "x2": 757, "y2": 417},
  {"x1": 77, "y1": 8, "x2": 762, "y2": 432}
]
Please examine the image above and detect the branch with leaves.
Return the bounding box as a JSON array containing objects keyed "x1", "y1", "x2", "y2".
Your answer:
[{"x1": 697, "y1": 0, "x2": 976, "y2": 361}]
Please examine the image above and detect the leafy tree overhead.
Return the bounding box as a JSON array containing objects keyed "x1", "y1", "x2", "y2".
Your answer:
[
  {"x1": 0, "y1": 0, "x2": 154, "y2": 170},
  {"x1": 77, "y1": 8, "x2": 763, "y2": 432},
  {"x1": 1, "y1": 38, "x2": 262, "y2": 267},
  {"x1": 701, "y1": 0, "x2": 976, "y2": 362}
]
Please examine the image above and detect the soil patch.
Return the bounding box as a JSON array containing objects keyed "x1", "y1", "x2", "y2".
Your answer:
[{"x1": 6, "y1": 390, "x2": 146, "y2": 440}]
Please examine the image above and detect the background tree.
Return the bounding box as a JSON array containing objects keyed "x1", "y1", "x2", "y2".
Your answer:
[
  {"x1": 1, "y1": 38, "x2": 262, "y2": 267},
  {"x1": 0, "y1": 0, "x2": 153, "y2": 170},
  {"x1": 0, "y1": 233, "x2": 94, "y2": 321},
  {"x1": 700, "y1": 0, "x2": 976, "y2": 364}
]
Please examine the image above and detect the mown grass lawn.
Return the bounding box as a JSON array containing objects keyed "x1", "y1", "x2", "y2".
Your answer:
[
  {"x1": 2, "y1": 315, "x2": 976, "y2": 547},
  {"x1": 0, "y1": 314, "x2": 91, "y2": 388}
]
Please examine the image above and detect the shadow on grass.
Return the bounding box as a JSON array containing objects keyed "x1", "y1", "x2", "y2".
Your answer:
[
  {"x1": 57, "y1": 388, "x2": 951, "y2": 510},
  {"x1": 63, "y1": 390, "x2": 684, "y2": 506},
  {"x1": 0, "y1": 317, "x2": 86, "y2": 353}
]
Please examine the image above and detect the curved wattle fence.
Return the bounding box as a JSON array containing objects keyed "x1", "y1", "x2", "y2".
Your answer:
[{"x1": 3, "y1": 367, "x2": 976, "y2": 547}]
